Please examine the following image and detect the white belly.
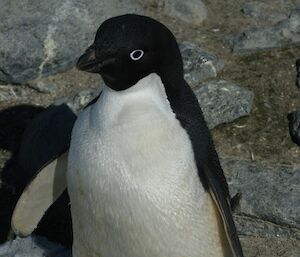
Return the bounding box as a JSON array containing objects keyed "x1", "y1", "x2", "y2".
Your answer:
[{"x1": 67, "y1": 73, "x2": 227, "y2": 257}]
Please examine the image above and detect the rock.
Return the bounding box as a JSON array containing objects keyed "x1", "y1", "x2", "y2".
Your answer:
[
  {"x1": 0, "y1": 236, "x2": 71, "y2": 257},
  {"x1": 54, "y1": 88, "x2": 101, "y2": 114},
  {"x1": 230, "y1": 9, "x2": 300, "y2": 53},
  {"x1": 179, "y1": 42, "x2": 224, "y2": 87},
  {"x1": 0, "y1": 0, "x2": 143, "y2": 84},
  {"x1": 0, "y1": 85, "x2": 22, "y2": 101},
  {"x1": 27, "y1": 82, "x2": 57, "y2": 94},
  {"x1": 138, "y1": 0, "x2": 207, "y2": 25},
  {"x1": 234, "y1": 214, "x2": 300, "y2": 240},
  {"x1": 194, "y1": 80, "x2": 254, "y2": 129},
  {"x1": 222, "y1": 157, "x2": 300, "y2": 256},
  {"x1": 221, "y1": 158, "x2": 300, "y2": 230},
  {"x1": 240, "y1": 236, "x2": 300, "y2": 257},
  {"x1": 241, "y1": 1, "x2": 291, "y2": 25}
]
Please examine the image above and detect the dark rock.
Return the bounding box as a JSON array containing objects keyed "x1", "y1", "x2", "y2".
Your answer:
[
  {"x1": 296, "y1": 59, "x2": 300, "y2": 89},
  {"x1": 287, "y1": 110, "x2": 300, "y2": 146},
  {"x1": 221, "y1": 158, "x2": 300, "y2": 230},
  {"x1": 230, "y1": 9, "x2": 300, "y2": 53},
  {"x1": 179, "y1": 42, "x2": 224, "y2": 87},
  {"x1": 137, "y1": 0, "x2": 207, "y2": 25},
  {"x1": 0, "y1": 236, "x2": 71, "y2": 257},
  {"x1": 0, "y1": 0, "x2": 143, "y2": 84},
  {"x1": 194, "y1": 80, "x2": 254, "y2": 129}
]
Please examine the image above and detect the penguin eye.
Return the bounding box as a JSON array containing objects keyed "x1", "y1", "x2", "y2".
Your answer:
[{"x1": 130, "y1": 49, "x2": 144, "y2": 61}]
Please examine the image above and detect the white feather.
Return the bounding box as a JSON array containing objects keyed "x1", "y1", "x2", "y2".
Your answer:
[{"x1": 67, "y1": 73, "x2": 229, "y2": 257}]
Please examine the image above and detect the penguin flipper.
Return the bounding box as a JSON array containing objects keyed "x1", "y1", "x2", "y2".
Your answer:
[
  {"x1": 204, "y1": 161, "x2": 244, "y2": 257},
  {"x1": 12, "y1": 94, "x2": 102, "y2": 237},
  {"x1": 12, "y1": 152, "x2": 68, "y2": 236}
]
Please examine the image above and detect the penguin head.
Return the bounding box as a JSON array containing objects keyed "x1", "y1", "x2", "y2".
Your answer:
[{"x1": 77, "y1": 14, "x2": 183, "y2": 91}]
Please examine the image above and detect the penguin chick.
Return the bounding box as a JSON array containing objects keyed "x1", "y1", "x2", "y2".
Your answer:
[{"x1": 69, "y1": 14, "x2": 244, "y2": 257}]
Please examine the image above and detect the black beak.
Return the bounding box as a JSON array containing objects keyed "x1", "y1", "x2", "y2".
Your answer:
[{"x1": 76, "y1": 44, "x2": 102, "y2": 73}]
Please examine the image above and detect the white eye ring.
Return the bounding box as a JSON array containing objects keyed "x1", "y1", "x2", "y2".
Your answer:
[{"x1": 130, "y1": 49, "x2": 144, "y2": 61}]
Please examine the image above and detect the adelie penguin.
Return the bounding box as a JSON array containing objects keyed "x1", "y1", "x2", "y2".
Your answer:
[{"x1": 12, "y1": 14, "x2": 244, "y2": 257}]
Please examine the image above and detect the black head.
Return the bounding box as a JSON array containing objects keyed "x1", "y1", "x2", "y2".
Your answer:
[{"x1": 77, "y1": 14, "x2": 183, "y2": 91}]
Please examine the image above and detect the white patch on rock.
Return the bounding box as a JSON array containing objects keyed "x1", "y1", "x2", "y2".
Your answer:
[{"x1": 38, "y1": 0, "x2": 93, "y2": 77}]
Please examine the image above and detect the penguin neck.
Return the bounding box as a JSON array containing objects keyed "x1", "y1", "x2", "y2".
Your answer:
[
  {"x1": 157, "y1": 42, "x2": 185, "y2": 109},
  {"x1": 94, "y1": 73, "x2": 175, "y2": 127}
]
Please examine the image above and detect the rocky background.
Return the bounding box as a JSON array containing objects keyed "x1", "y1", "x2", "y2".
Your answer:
[{"x1": 0, "y1": 0, "x2": 300, "y2": 256}]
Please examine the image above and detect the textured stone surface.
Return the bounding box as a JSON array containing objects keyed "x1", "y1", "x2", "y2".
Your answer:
[
  {"x1": 0, "y1": 236, "x2": 71, "y2": 257},
  {"x1": 0, "y1": 0, "x2": 142, "y2": 84},
  {"x1": 230, "y1": 9, "x2": 300, "y2": 53},
  {"x1": 137, "y1": 0, "x2": 207, "y2": 25},
  {"x1": 241, "y1": 1, "x2": 292, "y2": 25},
  {"x1": 222, "y1": 157, "x2": 300, "y2": 256},
  {"x1": 194, "y1": 80, "x2": 254, "y2": 129},
  {"x1": 0, "y1": 85, "x2": 25, "y2": 101},
  {"x1": 27, "y1": 82, "x2": 57, "y2": 94},
  {"x1": 234, "y1": 214, "x2": 300, "y2": 240},
  {"x1": 54, "y1": 88, "x2": 101, "y2": 114},
  {"x1": 179, "y1": 42, "x2": 224, "y2": 87},
  {"x1": 240, "y1": 236, "x2": 300, "y2": 257},
  {"x1": 221, "y1": 158, "x2": 300, "y2": 230}
]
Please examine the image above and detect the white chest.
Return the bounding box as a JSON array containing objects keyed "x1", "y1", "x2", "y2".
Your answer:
[{"x1": 67, "y1": 73, "x2": 226, "y2": 257}]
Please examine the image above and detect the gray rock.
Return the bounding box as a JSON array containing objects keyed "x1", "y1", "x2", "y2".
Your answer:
[
  {"x1": 221, "y1": 158, "x2": 300, "y2": 230},
  {"x1": 234, "y1": 214, "x2": 300, "y2": 240},
  {"x1": 137, "y1": 0, "x2": 207, "y2": 25},
  {"x1": 0, "y1": 0, "x2": 143, "y2": 84},
  {"x1": 230, "y1": 9, "x2": 300, "y2": 53},
  {"x1": 27, "y1": 82, "x2": 57, "y2": 94},
  {"x1": 0, "y1": 236, "x2": 71, "y2": 257},
  {"x1": 241, "y1": 1, "x2": 291, "y2": 25},
  {"x1": 0, "y1": 85, "x2": 20, "y2": 101},
  {"x1": 54, "y1": 88, "x2": 101, "y2": 114},
  {"x1": 179, "y1": 42, "x2": 224, "y2": 87},
  {"x1": 0, "y1": 85, "x2": 30, "y2": 100},
  {"x1": 240, "y1": 236, "x2": 300, "y2": 257},
  {"x1": 194, "y1": 80, "x2": 254, "y2": 129}
]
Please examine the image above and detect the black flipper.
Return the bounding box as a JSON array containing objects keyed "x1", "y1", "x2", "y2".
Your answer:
[
  {"x1": 18, "y1": 104, "x2": 76, "y2": 178},
  {"x1": 204, "y1": 155, "x2": 244, "y2": 257},
  {"x1": 12, "y1": 96, "x2": 101, "y2": 237}
]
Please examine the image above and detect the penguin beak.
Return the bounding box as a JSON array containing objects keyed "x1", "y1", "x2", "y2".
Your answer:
[{"x1": 76, "y1": 44, "x2": 102, "y2": 73}]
